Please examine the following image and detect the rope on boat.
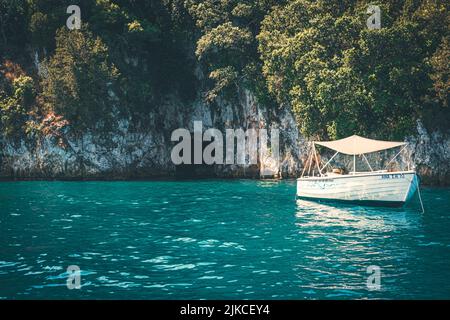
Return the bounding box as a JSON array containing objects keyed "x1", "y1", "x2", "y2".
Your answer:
[
  {"x1": 404, "y1": 174, "x2": 425, "y2": 214},
  {"x1": 416, "y1": 178, "x2": 425, "y2": 214}
]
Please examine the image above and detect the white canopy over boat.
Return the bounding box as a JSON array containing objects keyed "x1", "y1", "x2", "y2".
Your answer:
[{"x1": 314, "y1": 135, "x2": 406, "y2": 155}]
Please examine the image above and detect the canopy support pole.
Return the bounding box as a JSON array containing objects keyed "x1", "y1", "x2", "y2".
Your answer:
[
  {"x1": 319, "y1": 151, "x2": 339, "y2": 173},
  {"x1": 301, "y1": 143, "x2": 314, "y2": 178},
  {"x1": 362, "y1": 154, "x2": 373, "y2": 172},
  {"x1": 385, "y1": 145, "x2": 408, "y2": 169},
  {"x1": 300, "y1": 148, "x2": 313, "y2": 178},
  {"x1": 313, "y1": 143, "x2": 322, "y2": 176},
  {"x1": 307, "y1": 144, "x2": 313, "y2": 177},
  {"x1": 353, "y1": 154, "x2": 356, "y2": 174}
]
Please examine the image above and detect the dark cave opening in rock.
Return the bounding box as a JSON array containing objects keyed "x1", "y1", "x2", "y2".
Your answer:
[{"x1": 174, "y1": 137, "x2": 217, "y2": 179}]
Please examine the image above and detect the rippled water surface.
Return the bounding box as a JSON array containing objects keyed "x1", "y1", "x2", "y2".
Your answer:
[{"x1": 0, "y1": 180, "x2": 449, "y2": 299}]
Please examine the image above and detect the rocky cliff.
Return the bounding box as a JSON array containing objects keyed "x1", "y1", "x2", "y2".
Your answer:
[{"x1": 0, "y1": 89, "x2": 448, "y2": 184}]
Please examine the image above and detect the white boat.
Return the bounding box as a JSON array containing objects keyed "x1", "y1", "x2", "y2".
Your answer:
[{"x1": 296, "y1": 135, "x2": 421, "y2": 207}]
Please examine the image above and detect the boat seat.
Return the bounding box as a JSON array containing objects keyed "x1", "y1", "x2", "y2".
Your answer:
[{"x1": 332, "y1": 168, "x2": 348, "y2": 175}]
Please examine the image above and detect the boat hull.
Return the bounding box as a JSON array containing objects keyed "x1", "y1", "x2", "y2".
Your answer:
[{"x1": 296, "y1": 171, "x2": 418, "y2": 207}]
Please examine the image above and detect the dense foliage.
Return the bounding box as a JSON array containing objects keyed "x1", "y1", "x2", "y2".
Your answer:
[
  {"x1": 258, "y1": 0, "x2": 449, "y2": 139},
  {"x1": 42, "y1": 26, "x2": 119, "y2": 130},
  {"x1": 0, "y1": 0, "x2": 448, "y2": 140}
]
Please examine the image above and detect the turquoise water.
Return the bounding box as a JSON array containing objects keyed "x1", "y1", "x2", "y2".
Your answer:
[{"x1": 0, "y1": 180, "x2": 449, "y2": 299}]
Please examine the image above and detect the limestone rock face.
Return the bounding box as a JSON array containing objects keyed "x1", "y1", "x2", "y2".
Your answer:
[
  {"x1": 406, "y1": 121, "x2": 450, "y2": 185},
  {"x1": 0, "y1": 91, "x2": 448, "y2": 184}
]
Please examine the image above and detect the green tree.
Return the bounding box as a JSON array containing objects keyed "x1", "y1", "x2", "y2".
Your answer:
[
  {"x1": 430, "y1": 36, "x2": 449, "y2": 107},
  {"x1": 185, "y1": 0, "x2": 280, "y2": 102},
  {"x1": 41, "y1": 26, "x2": 119, "y2": 130}
]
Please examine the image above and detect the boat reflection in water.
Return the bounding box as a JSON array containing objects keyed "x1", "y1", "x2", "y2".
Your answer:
[
  {"x1": 295, "y1": 199, "x2": 421, "y2": 231},
  {"x1": 292, "y1": 198, "x2": 422, "y2": 297}
]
